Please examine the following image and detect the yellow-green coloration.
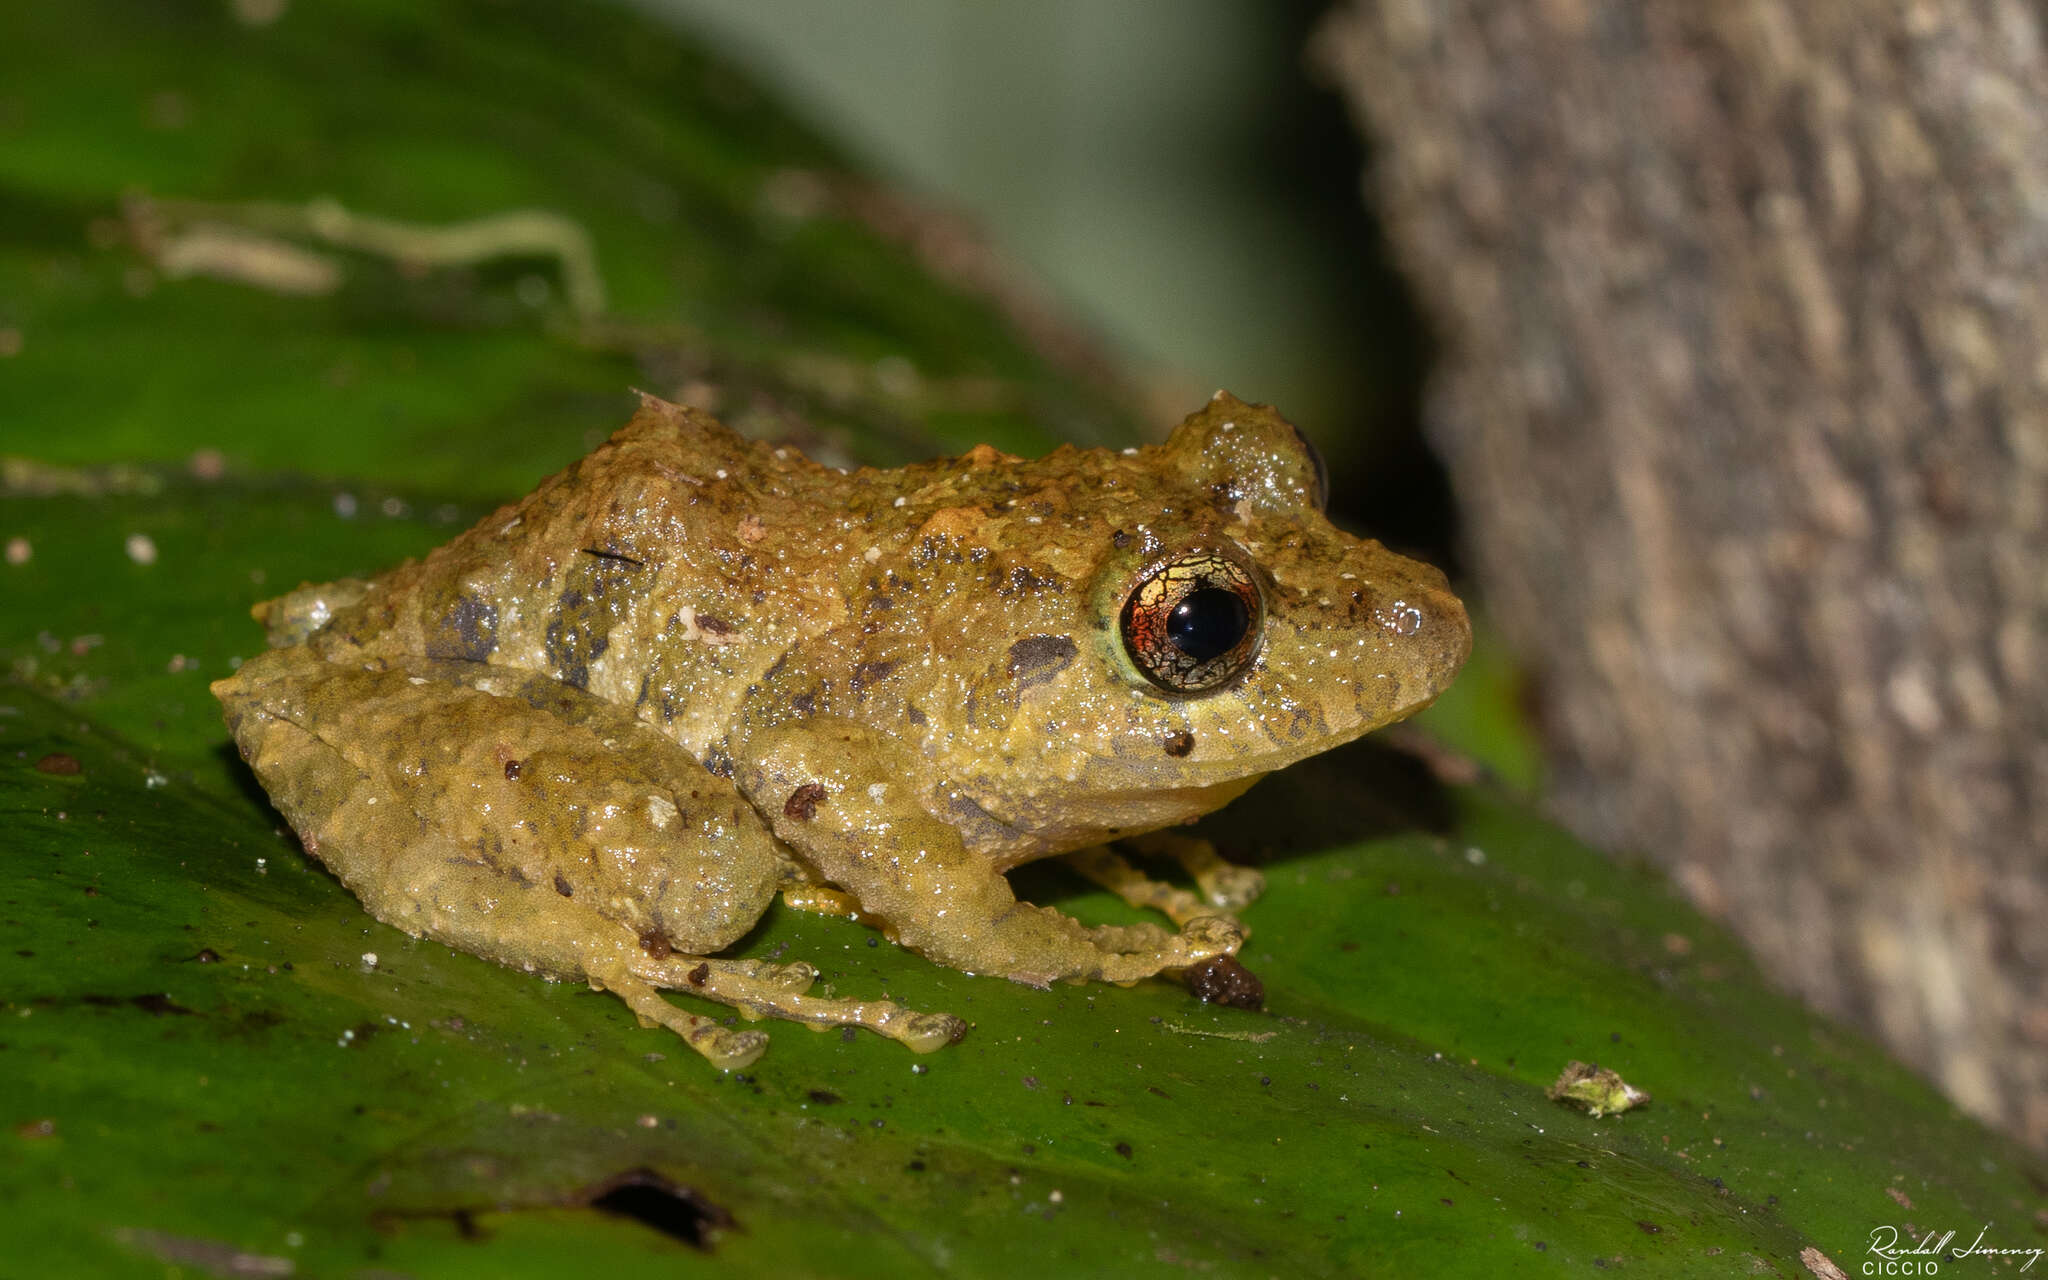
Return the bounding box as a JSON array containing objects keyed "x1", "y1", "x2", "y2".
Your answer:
[
  {"x1": 1549, "y1": 1060, "x2": 1654, "y2": 1118},
  {"x1": 213, "y1": 391, "x2": 1470, "y2": 1068}
]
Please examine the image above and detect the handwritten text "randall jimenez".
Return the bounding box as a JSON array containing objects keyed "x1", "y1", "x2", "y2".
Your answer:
[{"x1": 1868, "y1": 1225, "x2": 2043, "y2": 1272}]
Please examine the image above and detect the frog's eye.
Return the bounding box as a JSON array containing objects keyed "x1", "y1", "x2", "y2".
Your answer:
[{"x1": 1119, "y1": 552, "x2": 1263, "y2": 695}]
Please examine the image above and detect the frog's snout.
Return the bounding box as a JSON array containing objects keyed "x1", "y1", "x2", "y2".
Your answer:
[
  {"x1": 1314, "y1": 549, "x2": 1473, "y2": 729},
  {"x1": 1385, "y1": 574, "x2": 1472, "y2": 716}
]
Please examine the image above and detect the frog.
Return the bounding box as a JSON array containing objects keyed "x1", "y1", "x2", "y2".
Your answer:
[{"x1": 212, "y1": 390, "x2": 1470, "y2": 1069}]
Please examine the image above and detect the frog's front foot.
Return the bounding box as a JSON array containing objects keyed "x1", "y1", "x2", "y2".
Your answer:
[
  {"x1": 1124, "y1": 832, "x2": 1265, "y2": 912},
  {"x1": 979, "y1": 902, "x2": 1244, "y2": 989}
]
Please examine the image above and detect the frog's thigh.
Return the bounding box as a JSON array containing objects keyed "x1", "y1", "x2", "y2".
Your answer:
[
  {"x1": 1123, "y1": 831, "x2": 1265, "y2": 911},
  {"x1": 738, "y1": 719, "x2": 1244, "y2": 988},
  {"x1": 218, "y1": 649, "x2": 784, "y2": 1065},
  {"x1": 220, "y1": 648, "x2": 787, "y2": 953}
]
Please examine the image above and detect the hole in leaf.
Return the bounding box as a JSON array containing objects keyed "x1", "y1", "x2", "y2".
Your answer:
[{"x1": 583, "y1": 1168, "x2": 734, "y2": 1250}]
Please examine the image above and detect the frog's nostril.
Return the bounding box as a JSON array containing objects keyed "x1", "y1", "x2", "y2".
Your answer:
[{"x1": 1372, "y1": 598, "x2": 1427, "y2": 638}]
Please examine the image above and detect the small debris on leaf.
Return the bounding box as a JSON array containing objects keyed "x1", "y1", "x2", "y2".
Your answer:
[
  {"x1": 1185, "y1": 954, "x2": 1265, "y2": 1010},
  {"x1": 1548, "y1": 1061, "x2": 1650, "y2": 1117},
  {"x1": 1799, "y1": 1246, "x2": 1851, "y2": 1280}
]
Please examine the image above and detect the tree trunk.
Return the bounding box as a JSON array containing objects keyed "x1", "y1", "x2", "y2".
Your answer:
[{"x1": 1315, "y1": 0, "x2": 2048, "y2": 1146}]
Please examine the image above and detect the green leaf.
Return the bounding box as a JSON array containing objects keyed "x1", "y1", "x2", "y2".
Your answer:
[
  {"x1": 1, "y1": 0, "x2": 1138, "y2": 485},
  {"x1": 3, "y1": 3, "x2": 2040, "y2": 1278}
]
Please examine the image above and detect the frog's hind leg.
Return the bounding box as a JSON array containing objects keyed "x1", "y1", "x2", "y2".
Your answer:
[
  {"x1": 378, "y1": 868, "x2": 781, "y2": 1071},
  {"x1": 626, "y1": 955, "x2": 965, "y2": 1053},
  {"x1": 217, "y1": 649, "x2": 962, "y2": 1068},
  {"x1": 216, "y1": 718, "x2": 770, "y2": 1065}
]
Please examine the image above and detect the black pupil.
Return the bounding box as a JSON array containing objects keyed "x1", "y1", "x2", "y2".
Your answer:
[{"x1": 1166, "y1": 588, "x2": 1249, "y2": 662}]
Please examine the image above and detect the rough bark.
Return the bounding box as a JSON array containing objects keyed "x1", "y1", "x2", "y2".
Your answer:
[{"x1": 1315, "y1": 0, "x2": 2048, "y2": 1145}]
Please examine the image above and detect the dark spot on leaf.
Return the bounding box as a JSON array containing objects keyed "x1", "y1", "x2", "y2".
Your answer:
[
  {"x1": 34, "y1": 753, "x2": 81, "y2": 776},
  {"x1": 1006, "y1": 635, "x2": 1076, "y2": 689},
  {"x1": 1636, "y1": 1220, "x2": 1662, "y2": 1234},
  {"x1": 1162, "y1": 730, "x2": 1194, "y2": 757},
  {"x1": 784, "y1": 783, "x2": 827, "y2": 821},
  {"x1": 553, "y1": 874, "x2": 572, "y2": 897},
  {"x1": 1115, "y1": 1142, "x2": 1133, "y2": 1159},
  {"x1": 77, "y1": 993, "x2": 196, "y2": 1016},
  {"x1": 189, "y1": 948, "x2": 220, "y2": 964},
  {"x1": 807, "y1": 1089, "x2": 842, "y2": 1105},
  {"x1": 1185, "y1": 955, "x2": 1264, "y2": 1010},
  {"x1": 586, "y1": 1168, "x2": 734, "y2": 1250},
  {"x1": 906, "y1": 1160, "x2": 925, "y2": 1172}
]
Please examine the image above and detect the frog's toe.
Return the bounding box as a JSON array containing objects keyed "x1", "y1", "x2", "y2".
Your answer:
[
  {"x1": 709, "y1": 956, "x2": 820, "y2": 995},
  {"x1": 688, "y1": 1024, "x2": 770, "y2": 1071},
  {"x1": 1178, "y1": 915, "x2": 1245, "y2": 961},
  {"x1": 891, "y1": 1010, "x2": 969, "y2": 1053},
  {"x1": 1200, "y1": 864, "x2": 1265, "y2": 911},
  {"x1": 760, "y1": 960, "x2": 820, "y2": 993},
  {"x1": 1080, "y1": 919, "x2": 1176, "y2": 953}
]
